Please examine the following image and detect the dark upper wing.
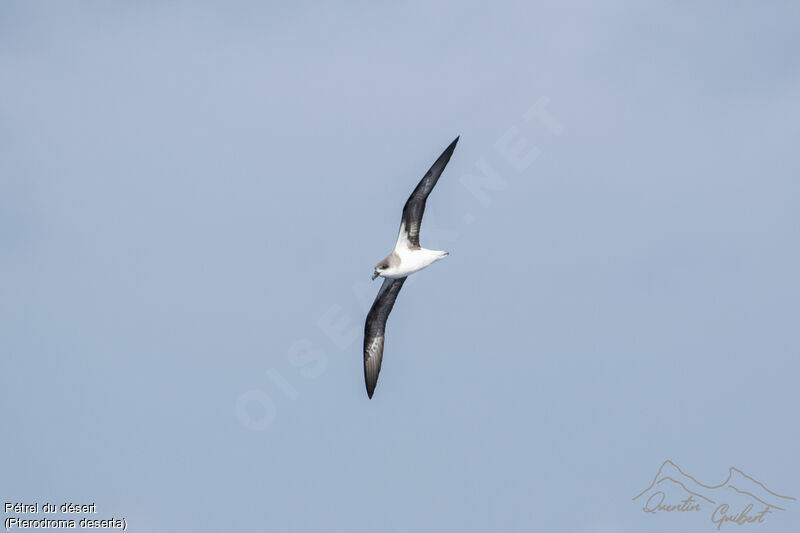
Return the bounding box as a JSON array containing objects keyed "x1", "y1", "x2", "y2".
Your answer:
[
  {"x1": 396, "y1": 136, "x2": 459, "y2": 250},
  {"x1": 363, "y1": 276, "x2": 407, "y2": 399}
]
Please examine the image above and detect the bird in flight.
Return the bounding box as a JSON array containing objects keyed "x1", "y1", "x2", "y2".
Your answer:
[{"x1": 363, "y1": 137, "x2": 459, "y2": 398}]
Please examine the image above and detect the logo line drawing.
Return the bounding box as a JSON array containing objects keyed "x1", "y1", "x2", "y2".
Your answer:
[
  {"x1": 634, "y1": 459, "x2": 795, "y2": 528},
  {"x1": 634, "y1": 459, "x2": 795, "y2": 503}
]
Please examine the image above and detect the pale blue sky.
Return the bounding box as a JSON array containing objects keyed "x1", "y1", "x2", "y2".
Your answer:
[{"x1": 2, "y1": 2, "x2": 799, "y2": 532}]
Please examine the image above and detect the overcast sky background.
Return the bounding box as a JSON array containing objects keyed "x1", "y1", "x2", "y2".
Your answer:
[{"x1": 2, "y1": 2, "x2": 799, "y2": 532}]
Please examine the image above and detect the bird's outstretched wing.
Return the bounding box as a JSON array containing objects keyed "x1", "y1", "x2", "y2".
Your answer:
[
  {"x1": 364, "y1": 276, "x2": 407, "y2": 398},
  {"x1": 395, "y1": 136, "x2": 459, "y2": 250}
]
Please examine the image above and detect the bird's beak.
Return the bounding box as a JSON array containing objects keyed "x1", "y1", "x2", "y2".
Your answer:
[{"x1": 371, "y1": 271, "x2": 379, "y2": 280}]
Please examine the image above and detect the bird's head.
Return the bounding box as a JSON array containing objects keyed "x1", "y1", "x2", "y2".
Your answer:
[
  {"x1": 372, "y1": 252, "x2": 399, "y2": 280},
  {"x1": 371, "y1": 261, "x2": 389, "y2": 280}
]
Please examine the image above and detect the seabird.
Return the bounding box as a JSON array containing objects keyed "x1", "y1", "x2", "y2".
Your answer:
[{"x1": 363, "y1": 137, "x2": 459, "y2": 398}]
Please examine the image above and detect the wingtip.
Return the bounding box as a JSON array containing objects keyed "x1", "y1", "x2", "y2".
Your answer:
[{"x1": 443, "y1": 135, "x2": 459, "y2": 155}]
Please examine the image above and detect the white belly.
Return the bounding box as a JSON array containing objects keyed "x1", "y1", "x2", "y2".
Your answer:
[{"x1": 384, "y1": 248, "x2": 448, "y2": 279}]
